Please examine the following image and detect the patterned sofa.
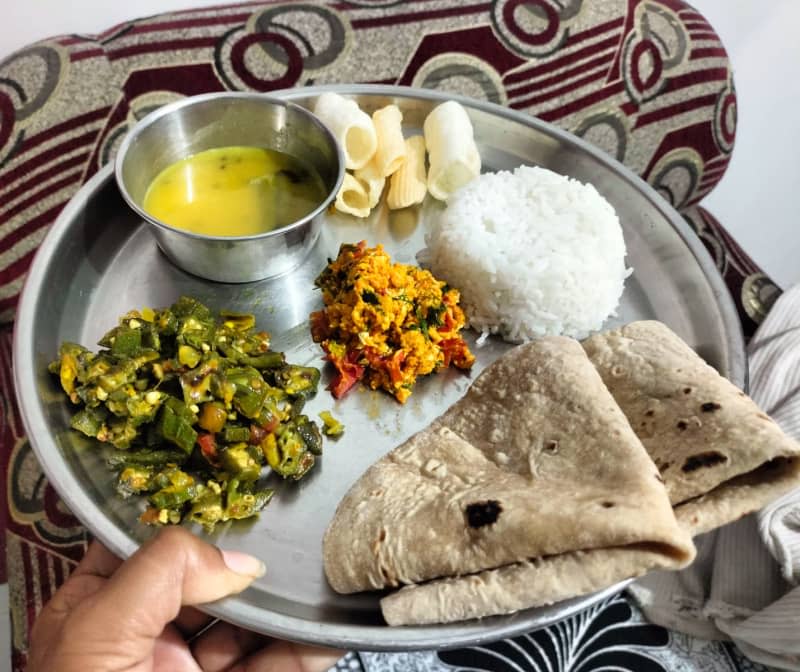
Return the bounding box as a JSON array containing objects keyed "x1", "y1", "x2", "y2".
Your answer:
[{"x1": 0, "y1": 1, "x2": 783, "y2": 670}]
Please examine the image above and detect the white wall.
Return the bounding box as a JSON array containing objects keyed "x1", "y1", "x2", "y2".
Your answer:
[
  {"x1": 0, "y1": 0, "x2": 223, "y2": 55},
  {"x1": 688, "y1": 0, "x2": 800, "y2": 289},
  {"x1": 1, "y1": 0, "x2": 798, "y2": 288}
]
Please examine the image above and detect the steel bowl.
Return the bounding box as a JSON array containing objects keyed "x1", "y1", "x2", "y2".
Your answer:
[{"x1": 115, "y1": 92, "x2": 344, "y2": 283}]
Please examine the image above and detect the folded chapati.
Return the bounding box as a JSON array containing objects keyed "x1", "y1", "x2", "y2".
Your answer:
[
  {"x1": 582, "y1": 320, "x2": 800, "y2": 536},
  {"x1": 323, "y1": 336, "x2": 695, "y2": 623},
  {"x1": 380, "y1": 545, "x2": 680, "y2": 626}
]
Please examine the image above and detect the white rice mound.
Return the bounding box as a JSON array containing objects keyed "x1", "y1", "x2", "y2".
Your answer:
[{"x1": 425, "y1": 165, "x2": 631, "y2": 342}]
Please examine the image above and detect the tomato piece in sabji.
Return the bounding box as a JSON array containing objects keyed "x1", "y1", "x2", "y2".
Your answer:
[
  {"x1": 387, "y1": 350, "x2": 406, "y2": 385},
  {"x1": 197, "y1": 432, "x2": 220, "y2": 466},
  {"x1": 441, "y1": 308, "x2": 456, "y2": 333},
  {"x1": 361, "y1": 347, "x2": 384, "y2": 369},
  {"x1": 309, "y1": 310, "x2": 329, "y2": 342},
  {"x1": 360, "y1": 347, "x2": 405, "y2": 387},
  {"x1": 324, "y1": 346, "x2": 365, "y2": 398},
  {"x1": 260, "y1": 414, "x2": 280, "y2": 435},
  {"x1": 440, "y1": 338, "x2": 475, "y2": 370}
]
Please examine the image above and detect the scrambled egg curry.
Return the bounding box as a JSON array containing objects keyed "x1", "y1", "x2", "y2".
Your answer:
[{"x1": 311, "y1": 241, "x2": 475, "y2": 403}]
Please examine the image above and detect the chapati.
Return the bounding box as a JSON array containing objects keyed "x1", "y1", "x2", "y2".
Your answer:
[{"x1": 583, "y1": 320, "x2": 800, "y2": 535}]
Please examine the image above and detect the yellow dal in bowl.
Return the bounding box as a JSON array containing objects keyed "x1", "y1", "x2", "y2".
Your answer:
[{"x1": 143, "y1": 146, "x2": 327, "y2": 237}]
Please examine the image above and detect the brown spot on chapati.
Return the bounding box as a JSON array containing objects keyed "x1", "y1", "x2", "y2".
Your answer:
[
  {"x1": 756, "y1": 413, "x2": 770, "y2": 421},
  {"x1": 600, "y1": 501, "x2": 615, "y2": 508},
  {"x1": 611, "y1": 365, "x2": 624, "y2": 377},
  {"x1": 682, "y1": 451, "x2": 728, "y2": 473},
  {"x1": 379, "y1": 528, "x2": 386, "y2": 542},
  {"x1": 645, "y1": 409, "x2": 655, "y2": 417},
  {"x1": 701, "y1": 402, "x2": 722, "y2": 413},
  {"x1": 655, "y1": 473, "x2": 665, "y2": 483},
  {"x1": 677, "y1": 420, "x2": 688, "y2": 430},
  {"x1": 543, "y1": 440, "x2": 559, "y2": 454},
  {"x1": 465, "y1": 500, "x2": 502, "y2": 528},
  {"x1": 370, "y1": 488, "x2": 384, "y2": 497},
  {"x1": 655, "y1": 460, "x2": 671, "y2": 472},
  {"x1": 684, "y1": 387, "x2": 692, "y2": 394}
]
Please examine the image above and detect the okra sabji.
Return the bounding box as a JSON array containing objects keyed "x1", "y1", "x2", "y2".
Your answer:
[{"x1": 49, "y1": 295, "x2": 341, "y2": 530}]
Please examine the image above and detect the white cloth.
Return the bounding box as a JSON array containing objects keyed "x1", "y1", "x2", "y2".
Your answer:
[{"x1": 629, "y1": 284, "x2": 800, "y2": 670}]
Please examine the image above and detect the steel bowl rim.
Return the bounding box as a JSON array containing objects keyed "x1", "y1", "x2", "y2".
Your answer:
[{"x1": 113, "y1": 91, "x2": 346, "y2": 243}]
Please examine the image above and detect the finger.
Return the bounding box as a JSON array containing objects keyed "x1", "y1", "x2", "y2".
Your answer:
[
  {"x1": 231, "y1": 640, "x2": 344, "y2": 672},
  {"x1": 152, "y1": 624, "x2": 203, "y2": 672},
  {"x1": 70, "y1": 527, "x2": 264, "y2": 648},
  {"x1": 70, "y1": 540, "x2": 124, "y2": 580},
  {"x1": 228, "y1": 639, "x2": 345, "y2": 672},
  {"x1": 191, "y1": 620, "x2": 268, "y2": 671},
  {"x1": 173, "y1": 607, "x2": 216, "y2": 640}
]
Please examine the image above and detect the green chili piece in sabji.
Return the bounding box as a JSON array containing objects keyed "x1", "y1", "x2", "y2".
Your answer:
[
  {"x1": 188, "y1": 484, "x2": 224, "y2": 529},
  {"x1": 172, "y1": 295, "x2": 213, "y2": 321},
  {"x1": 106, "y1": 448, "x2": 188, "y2": 470},
  {"x1": 273, "y1": 365, "x2": 321, "y2": 398},
  {"x1": 156, "y1": 398, "x2": 198, "y2": 454},
  {"x1": 228, "y1": 369, "x2": 269, "y2": 419},
  {"x1": 110, "y1": 325, "x2": 142, "y2": 357},
  {"x1": 177, "y1": 322, "x2": 213, "y2": 351},
  {"x1": 238, "y1": 351, "x2": 285, "y2": 370},
  {"x1": 147, "y1": 466, "x2": 197, "y2": 510},
  {"x1": 295, "y1": 416, "x2": 323, "y2": 456},
  {"x1": 141, "y1": 320, "x2": 161, "y2": 351},
  {"x1": 84, "y1": 353, "x2": 114, "y2": 381},
  {"x1": 318, "y1": 410, "x2": 345, "y2": 437},
  {"x1": 233, "y1": 388, "x2": 267, "y2": 420},
  {"x1": 291, "y1": 451, "x2": 316, "y2": 481},
  {"x1": 70, "y1": 406, "x2": 108, "y2": 437},
  {"x1": 223, "y1": 425, "x2": 251, "y2": 444},
  {"x1": 220, "y1": 443, "x2": 261, "y2": 482},
  {"x1": 267, "y1": 423, "x2": 317, "y2": 478},
  {"x1": 224, "y1": 478, "x2": 273, "y2": 520}
]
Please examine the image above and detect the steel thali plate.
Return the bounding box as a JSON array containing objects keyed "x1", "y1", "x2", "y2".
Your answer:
[{"x1": 13, "y1": 85, "x2": 745, "y2": 651}]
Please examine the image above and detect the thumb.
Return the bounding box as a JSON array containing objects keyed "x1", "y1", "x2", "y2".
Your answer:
[{"x1": 79, "y1": 526, "x2": 264, "y2": 643}]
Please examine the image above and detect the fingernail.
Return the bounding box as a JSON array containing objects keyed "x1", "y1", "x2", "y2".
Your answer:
[{"x1": 221, "y1": 549, "x2": 266, "y2": 578}]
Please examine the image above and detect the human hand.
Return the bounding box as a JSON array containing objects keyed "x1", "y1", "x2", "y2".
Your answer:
[{"x1": 28, "y1": 526, "x2": 343, "y2": 672}]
